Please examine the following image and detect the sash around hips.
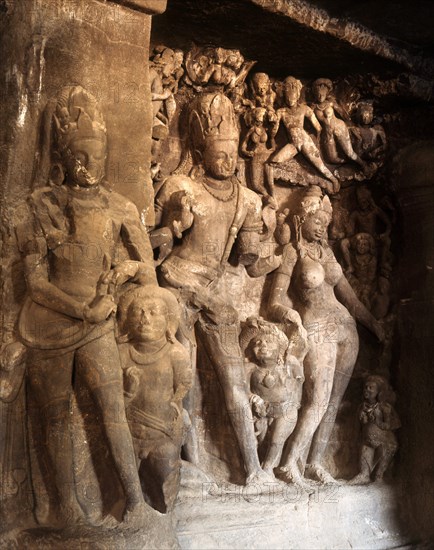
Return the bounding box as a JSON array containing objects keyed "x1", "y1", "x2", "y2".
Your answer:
[{"x1": 18, "y1": 296, "x2": 113, "y2": 352}]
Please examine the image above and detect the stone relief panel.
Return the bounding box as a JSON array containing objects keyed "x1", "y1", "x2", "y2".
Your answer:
[
  {"x1": 149, "y1": 43, "x2": 401, "y2": 490},
  {"x1": 0, "y1": 38, "x2": 404, "y2": 544}
]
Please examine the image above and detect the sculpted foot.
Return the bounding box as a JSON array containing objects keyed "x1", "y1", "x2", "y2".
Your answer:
[
  {"x1": 56, "y1": 501, "x2": 87, "y2": 530},
  {"x1": 122, "y1": 501, "x2": 149, "y2": 528},
  {"x1": 305, "y1": 463, "x2": 340, "y2": 485},
  {"x1": 278, "y1": 462, "x2": 315, "y2": 494},
  {"x1": 246, "y1": 468, "x2": 275, "y2": 485},
  {"x1": 348, "y1": 472, "x2": 371, "y2": 485}
]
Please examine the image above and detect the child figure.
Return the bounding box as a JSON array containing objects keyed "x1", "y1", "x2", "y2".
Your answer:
[
  {"x1": 118, "y1": 285, "x2": 192, "y2": 513},
  {"x1": 241, "y1": 319, "x2": 304, "y2": 475},
  {"x1": 349, "y1": 375, "x2": 400, "y2": 485}
]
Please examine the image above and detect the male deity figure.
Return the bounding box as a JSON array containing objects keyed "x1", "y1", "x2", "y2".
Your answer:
[
  {"x1": 352, "y1": 100, "x2": 387, "y2": 163},
  {"x1": 150, "y1": 46, "x2": 184, "y2": 178},
  {"x1": 266, "y1": 76, "x2": 340, "y2": 194},
  {"x1": 16, "y1": 86, "x2": 157, "y2": 527},
  {"x1": 311, "y1": 78, "x2": 366, "y2": 171},
  {"x1": 118, "y1": 285, "x2": 192, "y2": 513},
  {"x1": 341, "y1": 185, "x2": 391, "y2": 275},
  {"x1": 155, "y1": 92, "x2": 279, "y2": 484}
]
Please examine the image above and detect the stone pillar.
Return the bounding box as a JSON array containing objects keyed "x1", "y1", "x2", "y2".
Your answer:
[
  {"x1": 0, "y1": 0, "x2": 165, "y2": 341},
  {"x1": 0, "y1": 0, "x2": 170, "y2": 539}
]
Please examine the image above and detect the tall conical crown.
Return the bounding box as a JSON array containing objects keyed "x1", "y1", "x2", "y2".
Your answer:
[
  {"x1": 53, "y1": 86, "x2": 106, "y2": 151},
  {"x1": 189, "y1": 92, "x2": 239, "y2": 155}
]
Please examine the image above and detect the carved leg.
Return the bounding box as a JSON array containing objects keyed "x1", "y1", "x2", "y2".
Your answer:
[
  {"x1": 197, "y1": 318, "x2": 270, "y2": 484},
  {"x1": 27, "y1": 350, "x2": 84, "y2": 526},
  {"x1": 262, "y1": 414, "x2": 297, "y2": 474},
  {"x1": 176, "y1": 307, "x2": 200, "y2": 466},
  {"x1": 335, "y1": 127, "x2": 366, "y2": 169},
  {"x1": 374, "y1": 444, "x2": 397, "y2": 481},
  {"x1": 301, "y1": 142, "x2": 340, "y2": 192},
  {"x1": 349, "y1": 445, "x2": 375, "y2": 485},
  {"x1": 140, "y1": 437, "x2": 181, "y2": 513},
  {"x1": 77, "y1": 333, "x2": 145, "y2": 522},
  {"x1": 307, "y1": 324, "x2": 358, "y2": 482},
  {"x1": 264, "y1": 163, "x2": 275, "y2": 197},
  {"x1": 322, "y1": 128, "x2": 343, "y2": 164},
  {"x1": 158, "y1": 283, "x2": 201, "y2": 466},
  {"x1": 250, "y1": 160, "x2": 269, "y2": 196},
  {"x1": 282, "y1": 341, "x2": 337, "y2": 474}
]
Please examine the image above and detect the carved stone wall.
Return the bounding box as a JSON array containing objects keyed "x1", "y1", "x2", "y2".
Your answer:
[{"x1": 1, "y1": 1, "x2": 433, "y2": 548}]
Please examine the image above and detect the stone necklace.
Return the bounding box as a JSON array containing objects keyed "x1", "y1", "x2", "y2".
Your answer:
[
  {"x1": 201, "y1": 176, "x2": 236, "y2": 202},
  {"x1": 303, "y1": 241, "x2": 324, "y2": 262},
  {"x1": 129, "y1": 341, "x2": 170, "y2": 365}
]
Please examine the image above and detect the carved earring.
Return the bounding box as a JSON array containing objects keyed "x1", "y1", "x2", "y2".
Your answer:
[
  {"x1": 49, "y1": 162, "x2": 65, "y2": 186},
  {"x1": 190, "y1": 163, "x2": 205, "y2": 181}
]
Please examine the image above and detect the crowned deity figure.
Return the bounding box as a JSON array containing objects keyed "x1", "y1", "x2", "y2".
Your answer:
[
  {"x1": 155, "y1": 92, "x2": 279, "y2": 485},
  {"x1": 16, "y1": 86, "x2": 157, "y2": 527}
]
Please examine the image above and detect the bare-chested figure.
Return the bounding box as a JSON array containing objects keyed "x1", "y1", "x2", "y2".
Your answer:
[{"x1": 266, "y1": 77, "x2": 340, "y2": 194}]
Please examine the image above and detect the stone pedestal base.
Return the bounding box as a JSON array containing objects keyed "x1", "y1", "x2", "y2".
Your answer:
[{"x1": 175, "y1": 479, "x2": 412, "y2": 550}]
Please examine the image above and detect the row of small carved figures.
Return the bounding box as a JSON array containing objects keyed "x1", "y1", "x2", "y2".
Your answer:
[{"x1": 150, "y1": 45, "x2": 387, "y2": 194}]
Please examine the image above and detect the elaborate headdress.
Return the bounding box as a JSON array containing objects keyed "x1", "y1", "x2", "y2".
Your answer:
[
  {"x1": 312, "y1": 78, "x2": 333, "y2": 92},
  {"x1": 283, "y1": 76, "x2": 302, "y2": 93},
  {"x1": 294, "y1": 186, "x2": 333, "y2": 251},
  {"x1": 35, "y1": 86, "x2": 106, "y2": 188},
  {"x1": 53, "y1": 86, "x2": 106, "y2": 151},
  {"x1": 296, "y1": 185, "x2": 332, "y2": 221},
  {"x1": 250, "y1": 72, "x2": 270, "y2": 90},
  {"x1": 240, "y1": 318, "x2": 289, "y2": 365},
  {"x1": 189, "y1": 92, "x2": 239, "y2": 159}
]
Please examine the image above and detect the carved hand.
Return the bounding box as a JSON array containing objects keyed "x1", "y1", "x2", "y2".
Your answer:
[
  {"x1": 251, "y1": 394, "x2": 267, "y2": 417},
  {"x1": 360, "y1": 411, "x2": 369, "y2": 424},
  {"x1": 170, "y1": 401, "x2": 182, "y2": 420},
  {"x1": 0, "y1": 342, "x2": 26, "y2": 372},
  {"x1": 283, "y1": 309, "x2": 307, "y2": 340},
  {"x1": 124, "y1": 366, "x2": 140, "y2": 397},
  {"x1": 372, "y1": 319, "x2": 385, "y2": 343},
  {"x1": 103, "y1": 261, "x2": 139, "y2": 287},
  {"x1": 84, "y1": 295, "x2": 117, "y2": 324}
]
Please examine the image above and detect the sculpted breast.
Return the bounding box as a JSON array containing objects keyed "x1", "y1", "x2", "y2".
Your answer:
[{"x1": 295, "y1": 257, "x2": 325, "y2": 289}]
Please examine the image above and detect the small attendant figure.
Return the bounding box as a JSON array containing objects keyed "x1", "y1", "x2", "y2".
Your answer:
[
  {"x1": 349, "y1": 375, "x2": 400, "y2": 485},
  {"x1": 118, "y1": 285, "x2": 192, "y2": 513},
  {"x1": 241, "y1": 320, "x2": 304, "y2": 476}
]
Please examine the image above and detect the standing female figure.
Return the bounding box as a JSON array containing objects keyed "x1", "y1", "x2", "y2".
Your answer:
[{"x1": 268, "y1": 186, "x2": 383, "y2": 489}]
